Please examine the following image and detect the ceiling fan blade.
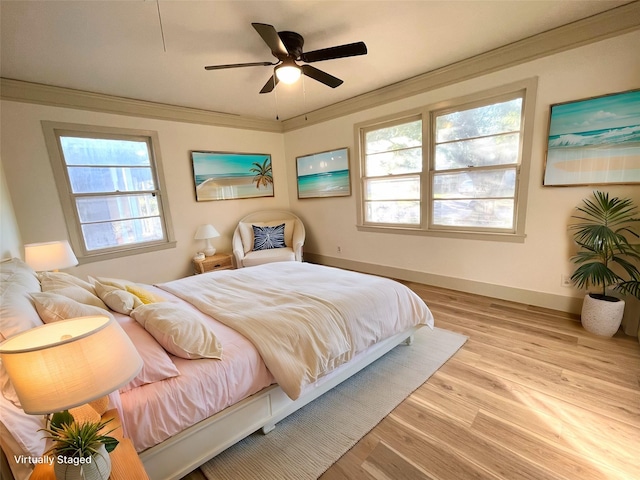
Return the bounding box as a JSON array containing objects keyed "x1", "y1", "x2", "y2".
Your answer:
[
  {"x1": 259, "y1": 75, "x2": 279, "y2": 94},
  {"x1": 252, "y1": 23, "x2": 289, "y2": 58},
  {"x1": 301, "y1": 65, "x2": 343, "y2": 88},
  {"x1": 204, "y1": 61, "x2": 275, "y2": 71},
  {"x1": 301, "y1": 41, "x2": 367, "y2": 63}
]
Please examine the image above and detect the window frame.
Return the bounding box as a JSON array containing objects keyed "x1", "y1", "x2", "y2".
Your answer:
[
  {"x1": 355, "y1": 78, "x2": 537, "y2": 242},
  {"x1": 42, "y1": 121, "x2": 176, "y2": 263}
]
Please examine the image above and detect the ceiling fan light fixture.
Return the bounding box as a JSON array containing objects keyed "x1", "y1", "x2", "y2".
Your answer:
[
  {"x1": 205, "y1": 23, "x2": 367, "y2": 93},
  {"x1": 275, "y1": 60, "x2": 301, "y2": 84}
]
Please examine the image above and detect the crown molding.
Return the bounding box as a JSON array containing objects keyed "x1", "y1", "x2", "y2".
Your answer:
[
  {"x1": 282, "y1": 1, "x2": 640, "y2": 131},
  {"x1": 1, "y1": 2, "x2": 638, "y2": 133},
  {"x1": 0, "y1": 78, "x2": 283, "y2": 133}
]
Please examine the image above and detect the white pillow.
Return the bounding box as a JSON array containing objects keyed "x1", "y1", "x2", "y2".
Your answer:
[
  {"x1": 239, "y1": 219, "x2": 294, "y2": 254},
  {"x1": 30, "y1": 292, "x2": 113, "y2": 324},
  {"x1": 0, "y1": 257, "x2": 36, "y2": 276},
  {"x1": 0, "y1": 282, "x2": 43, "y2": 341},
  {"x1": 131, "y1": 303, "x2": 223, "y2": 360},
  {"x1": 42, "y1": 285, "x2": 107, "y2": 310},
  {"x1": 93, "y1": 280, "x2": 142, "y2": 315},
  {"x1": 0, "y1": 258, "x2": 40, "y2": 292},
  {"x1": 39, "y1": 271, "x2": 96, "y2": 294}
]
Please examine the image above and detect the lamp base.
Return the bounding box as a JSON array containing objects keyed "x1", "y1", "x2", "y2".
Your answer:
[{"x1": 204, "y1": 247, "x2": 216, "y2": 257}]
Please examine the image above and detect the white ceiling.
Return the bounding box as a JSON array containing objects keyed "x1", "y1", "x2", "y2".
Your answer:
[{"x1": 0, "y1": 1, "x2": 633, "y2": 121}]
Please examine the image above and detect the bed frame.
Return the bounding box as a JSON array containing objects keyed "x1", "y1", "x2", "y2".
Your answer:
[{"x1": 139, "y1": 327, "x2": 418, "y2": 480}]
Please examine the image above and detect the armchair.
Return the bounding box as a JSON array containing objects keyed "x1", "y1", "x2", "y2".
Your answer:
[{"x1": 232, "y1": 210, "x2": 305, "y2": 268}]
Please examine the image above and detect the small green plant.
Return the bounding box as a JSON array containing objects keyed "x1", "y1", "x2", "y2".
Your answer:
[
  {"x1": 569, "y1": 191, "x2": 640, "y2": 300},
  {"x1": 40, "y1": 410, "x2": 119, "y2": 459}
]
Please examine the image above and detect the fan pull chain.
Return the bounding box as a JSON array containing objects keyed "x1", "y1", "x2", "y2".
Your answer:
[
  {"x1": 302, "y1": 76, "x2": 308, "y2": 121},
  {"x1": 156, "y1": 0, "x2": 167, "y2": 52},
  {"x1": 274, "y1": 84, "x2": 280, "y2": 121}
]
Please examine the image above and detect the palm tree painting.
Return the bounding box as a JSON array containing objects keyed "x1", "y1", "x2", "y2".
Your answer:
[
  {"x1": 191, "y1": 151, "x2": 274, "y2": 201},
  {"x1": 250, "y1": 157, "x2": 273, "y2": 190}
]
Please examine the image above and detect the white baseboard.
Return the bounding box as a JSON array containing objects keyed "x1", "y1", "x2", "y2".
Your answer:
[{"x1": 304, "y1": 253, "x2": 583, "y2": 316}]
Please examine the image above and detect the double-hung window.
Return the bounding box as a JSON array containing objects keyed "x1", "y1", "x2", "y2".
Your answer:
[
  {"x1": 357, "y1": 79, "x2": 536, "y2": 241},
  {"x1": 42, "y1": 122, "x2": 175, "y2": 261},
  {"x1": 431, "y1": 96, "x2": 522, "y2": 231},
  {"x1": 363, "y1": 117, "x2": 422, "y2": 225}
]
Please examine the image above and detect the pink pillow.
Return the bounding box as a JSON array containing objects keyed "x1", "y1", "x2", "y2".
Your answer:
[{"x1": 118, "y1": 317, "x2": 180, "y2": 391}]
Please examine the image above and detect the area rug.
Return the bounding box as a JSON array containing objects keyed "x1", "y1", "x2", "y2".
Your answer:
[{"x1": 199, "y1": 327, "x2": 467, "y2": 480}]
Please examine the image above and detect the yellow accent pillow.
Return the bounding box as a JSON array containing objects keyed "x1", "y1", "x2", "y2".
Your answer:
[{"x1": 125, "y1": 285, "x2": 165, "y2": 305}]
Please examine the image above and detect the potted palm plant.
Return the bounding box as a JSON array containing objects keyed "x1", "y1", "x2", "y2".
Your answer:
[
  {"x1": 569, "y1": 191, "x2": 640, "y2": 336},
  {"x1": 41, "y1": 410, "x2": 118, "y2": 480}
]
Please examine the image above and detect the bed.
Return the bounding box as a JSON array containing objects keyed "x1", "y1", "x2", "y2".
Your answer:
[{"x1": 0, "y1": 258, "x2": 434, "y2": 480}]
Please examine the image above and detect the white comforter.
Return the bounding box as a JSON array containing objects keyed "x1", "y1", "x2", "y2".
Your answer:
[{"x1": 158, "y1": 262, "x2": 433, "y2": 399}]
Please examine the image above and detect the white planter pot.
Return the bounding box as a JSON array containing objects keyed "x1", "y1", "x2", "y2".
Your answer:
[
  {"x1": 53, "y1": 444, "x2": 111, "y2": 480},
  {"x1": 581, "y1": 293, "x2": 625, "y2": 337}
]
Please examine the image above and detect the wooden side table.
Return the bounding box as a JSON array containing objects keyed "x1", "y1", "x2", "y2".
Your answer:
[
  {"x1": 30, "y1": 409, "x2": 149, "y2": 480},
  {"x1": 193, "y1": 252, "x2": 234, "y2": 274}
]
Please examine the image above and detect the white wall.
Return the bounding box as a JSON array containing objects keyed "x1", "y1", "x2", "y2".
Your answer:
[
  {"x1": 284, "y1": 31, "x2": 640, "y2": 315},
  {"x1": 0, "y1": 103, "x2": 286, "y2": 282}
]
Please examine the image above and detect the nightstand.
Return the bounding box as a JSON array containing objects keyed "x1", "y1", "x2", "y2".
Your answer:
[
  {"x1": 193, "y1": 252, "x2": 234, "y2": 274},
  {"x1": 30, "y1": 409, "x2": 149, "y2": 480}
]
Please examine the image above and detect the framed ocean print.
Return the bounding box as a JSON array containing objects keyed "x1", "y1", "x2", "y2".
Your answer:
[
  {"x1": 296, "y1": 147, "x2": 351, "y2": 199},
  {"x1": 543, "y1": 89, "x2": 640, "y2": 186},
  {"x1": 191, "y1": 151, "x2": 273, "y2": 201}
]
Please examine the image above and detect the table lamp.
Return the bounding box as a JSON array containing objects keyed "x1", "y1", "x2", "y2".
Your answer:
[
  {"x1": 194, "y1": 224, "x2": 220, "y2": 257},
  {"x1": 0, "y1": 315, "x2": 142, "y2": 415},
  {"x1": 24, "y1": 240, "x2": 78, "y2": 272}
]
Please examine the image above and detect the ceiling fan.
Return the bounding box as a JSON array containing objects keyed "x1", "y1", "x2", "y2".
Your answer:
[{"x1": 204, "y1": 23, "x2": 367, "y2": 94}]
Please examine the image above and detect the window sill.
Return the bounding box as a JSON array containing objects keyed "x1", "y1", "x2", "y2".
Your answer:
[
  {"x1": 77, "y1": 241, "x2": 177, "y2": 264},
  {"x1": 356, "y1": 224, "x2": 526, "y2": 243}
]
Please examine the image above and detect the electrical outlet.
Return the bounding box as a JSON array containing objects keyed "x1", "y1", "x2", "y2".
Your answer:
[{"x1": 561, "y1": 274, "x2": 573, "y2": 287}]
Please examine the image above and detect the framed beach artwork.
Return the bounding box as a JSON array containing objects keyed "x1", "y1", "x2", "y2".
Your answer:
[
  {"x1": 191, "y1": 151, "x2": 274, "y2": 201},
  {"x1": 543, "y1": 89, "x2": 640, "y2": 186},
  {"x1": 296, "y1": 147, "x2": 351, "y2": 199}
]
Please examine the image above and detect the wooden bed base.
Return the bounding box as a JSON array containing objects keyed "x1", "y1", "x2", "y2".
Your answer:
[{"x1": 138, "y1": 327, "x2": 419, "y2": 480}]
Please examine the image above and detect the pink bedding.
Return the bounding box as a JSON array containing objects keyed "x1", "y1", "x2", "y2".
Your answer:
[{"x1": 116, "y1": 288, "x2": 274, "y2": 452}]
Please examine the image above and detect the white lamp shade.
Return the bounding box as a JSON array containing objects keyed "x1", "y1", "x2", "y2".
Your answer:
[
  {"x1": 24, "y1": 240, "x2": 78, "y2": 271},
  {"x1": 194, "y1": 224, "x2": 220, "y2": 256},
  {"x1": 275, "y1": 62, "x2": 301, "y2": 84},
  {"x1": 194, "y1": 224, "x2": 220, "y2": 240},
  {"x1": 0, "y1": 316, "x2": 142, "y2": 414}
]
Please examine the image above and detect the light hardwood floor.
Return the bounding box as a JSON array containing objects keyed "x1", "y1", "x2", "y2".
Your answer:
[{"x1": 183, "y1": 282, "x2": 640, "y2": 480}]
